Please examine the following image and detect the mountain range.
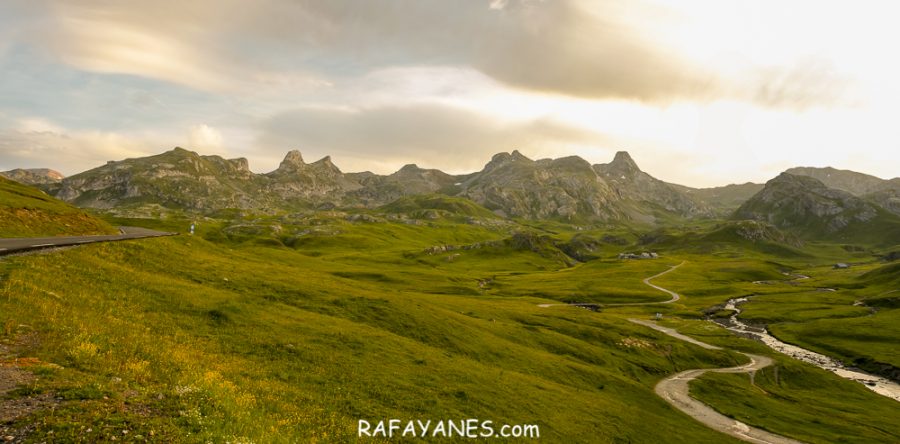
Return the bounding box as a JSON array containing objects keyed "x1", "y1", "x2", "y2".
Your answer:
[
  {"x1": 3, "y1": 147, "x2": 899, "y2": 244},
  {"x1": 5, "y1": 148, "x2": 739, "y2": 220}
]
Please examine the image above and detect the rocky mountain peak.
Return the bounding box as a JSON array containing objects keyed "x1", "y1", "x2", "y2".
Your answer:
[
  {"x1": 279, "y1": 150, "x2": 306, "y2": 169},
  {"x1": 229, "y1": 158, "x2": 251, "y2": 173},
  {"x1": 310, "y1": 155, "x2": 340, "y2": 172},
  {"x1": 399, "y1": 164, "x2": 422, "y2": 173},
  {"x1": 607, "y1": 151, "x2": 641, "y2": 175},
  {"x1": 484, "y1": 150, "x2": 533, "y2": 171},
  {"x1": 510, "y1": 150, "x2": 531, "y2": 162}
]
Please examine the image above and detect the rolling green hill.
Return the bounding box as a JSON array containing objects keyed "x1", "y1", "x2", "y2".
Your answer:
[{"x1": 0, "y1": 176, "x2": 117, "y2": 237}]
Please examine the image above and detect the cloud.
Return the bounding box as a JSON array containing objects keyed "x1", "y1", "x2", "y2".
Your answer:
[
  {"x1": 0, "y1": 118, "x2": 236, "y2": 175},
  {"x1": 257, "y1": 103, "x2": 608, "y2": 173},
  {"x1": 9, "y1": 0, "x2": 713, "y2": 103},
  {"x1": 0, "y1": 119, "x2": 160, "y2": 174},
  {"x1": 746, "y1": 59, "x2": 857, "y2": 110},
  {"x1": 188, "y1": 124, "x2": 223, "y2": 151}
]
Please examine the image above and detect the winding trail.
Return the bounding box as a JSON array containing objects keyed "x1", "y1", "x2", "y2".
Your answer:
[
  {"x1": 537, "y1": 261, "x2": 685, "y2": 308},
  {"x1": 620, "y1": 265, "x2": 804, "y2": 443},
  {"x1": 539, "y1": 260, "x2": 804, "y2": 441},
  {"x1": 630, "y1": 319, "x2": 804, "y2": 444}
]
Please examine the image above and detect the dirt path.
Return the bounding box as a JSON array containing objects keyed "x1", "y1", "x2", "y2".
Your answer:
[
  {"x1": 537, "y1": 261, "x2": 685, "y2": 308},
  {"x1": 630, "y1": 319, "x2": 805, "y2": 444}
]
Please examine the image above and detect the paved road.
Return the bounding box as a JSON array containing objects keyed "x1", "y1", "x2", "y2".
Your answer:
[
  {"x1": 0, "y1": 227, "x2": 176, "y2": 256},
  {"x1": 537, "y1": 261, "x2": 685, "y2": 308}
]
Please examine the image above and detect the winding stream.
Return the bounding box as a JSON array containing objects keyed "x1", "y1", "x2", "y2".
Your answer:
[{"x1": 720, "y1": 297, "x2": 900, "y2": 402}]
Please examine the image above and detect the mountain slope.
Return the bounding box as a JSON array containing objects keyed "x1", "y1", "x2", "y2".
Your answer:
[
  {"x1": 457, "y1": 151, "x2": 622, "y2": 220},
  {"x1": 0, "y1": 168, "x2": 65, "y2": 186},
  {"x1": 0, "y1": 176, "x2": 117, "y2": 237},
  {"x1": 733, "y1": 172, "x2": 900, "y2": 245},
  {"x1": 594, "y1": 151, "x2": 712, "y2": 219},
  {"x1": 264, "y1": 150, "x2": 362, "y2": 207},
  {"x1": 56, "y1": 148, "x2": 267, "y2": 212},
  {"x1": 673, "y1": 182, "x2": 765, "y2": 215},
  {"x1": 787, "y1": 166, "x2": 900, "y2": 216},
  {"x1": 785, "y1": 166, "x2": 896, "y2": 196},
  {"x1": 350, "y1": 164, "x2": 459, "y2": 206}
]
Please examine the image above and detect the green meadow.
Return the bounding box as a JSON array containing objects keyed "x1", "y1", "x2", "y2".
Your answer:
[{"x1": 1, "y1": 210, "x2": 898, "y2": 442}]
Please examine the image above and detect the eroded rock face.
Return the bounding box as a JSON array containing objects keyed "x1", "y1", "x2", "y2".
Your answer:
[{"x1": 734, "y1": 172, "x2": 881, "y2": 234}]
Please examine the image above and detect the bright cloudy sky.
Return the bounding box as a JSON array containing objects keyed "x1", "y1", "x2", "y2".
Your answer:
[{"x1": 0, "y1": 0, "x2": 898, "y2": 187}]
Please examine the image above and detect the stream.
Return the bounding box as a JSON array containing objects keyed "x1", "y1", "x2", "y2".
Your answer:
[{"x1": 719, "y1": 297, "x2": 900, "y2": 402}]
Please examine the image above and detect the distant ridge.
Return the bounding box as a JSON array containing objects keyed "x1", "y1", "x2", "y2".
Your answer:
[
  {"x1": 18, "y1": 147, "x2": 899, "y2": 233},
  {"x1": 0, "y1": 168, "x2": 65, "y2": 185},
  {"x1": 46, "y1": 147, "x2": 716, "y2": 223},
  {"x1": 786, "y1": 166, "x2": 900, "y2": 216}
]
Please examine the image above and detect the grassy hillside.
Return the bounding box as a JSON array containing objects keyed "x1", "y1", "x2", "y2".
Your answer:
[
  {"x1": 380, "y1": 194, "x2": 499, "y2": 219},
  {"x1": 0, "y1": 176, "x2": 117, "y2": 237},
  {"x1": 1, "y1": 228, "x2": 746, "y2": 443},
  {"x1": 1, "y1": 217, "x2": 897, "y2": 442}
]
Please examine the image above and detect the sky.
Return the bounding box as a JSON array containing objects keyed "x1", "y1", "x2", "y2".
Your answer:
[{"x1": 0, "y1": 0, "x2": 898, "y2": 187}]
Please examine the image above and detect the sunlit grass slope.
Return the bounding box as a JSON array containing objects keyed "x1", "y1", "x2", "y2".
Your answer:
[
  {"x1": 1, "y1": 229, "x2": 751, "y2": 443},
  {"x1": 0, "y1": 176, "x2": 117, "y2": 237}
]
